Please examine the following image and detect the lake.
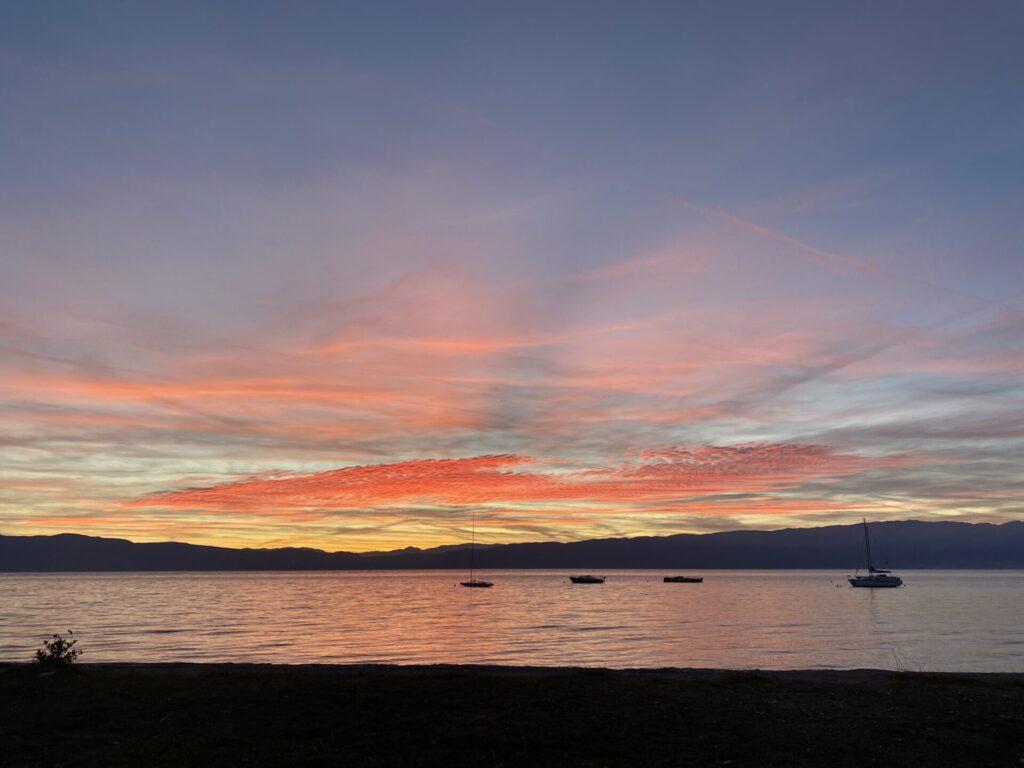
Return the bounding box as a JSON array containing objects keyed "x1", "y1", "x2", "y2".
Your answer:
[{"x1": 2, "y1": 570, "x2": 1022, "y2": 671}]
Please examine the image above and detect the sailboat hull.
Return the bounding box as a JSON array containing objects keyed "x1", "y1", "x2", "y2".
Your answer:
[
  {"x1": 460, "y1": 580, "x2": 493, "y2": 588},
  {"x1": 848, "y1": 576, "x2": 902, "y2": 588}
]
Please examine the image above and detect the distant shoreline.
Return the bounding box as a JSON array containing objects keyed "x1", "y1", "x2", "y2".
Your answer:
[
  {"x1": 4, "y1": 663, "x2": 1022, "y2": 766},
  {"x1": 4, "y1": 520, "x2": 1024, "y2": 571},
  {"x1": 4, "y1": 566, "x2": 1024, "y2": 573}
]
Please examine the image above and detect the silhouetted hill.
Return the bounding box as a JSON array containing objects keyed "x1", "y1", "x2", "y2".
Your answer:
[{"x1": 2, "y1": 520, "x2": 1022, "y2": 571}]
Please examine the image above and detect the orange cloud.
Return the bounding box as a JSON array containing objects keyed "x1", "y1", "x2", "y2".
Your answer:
[{"x1": 128, "y1": 444, "x2": 906, "y2": 514}]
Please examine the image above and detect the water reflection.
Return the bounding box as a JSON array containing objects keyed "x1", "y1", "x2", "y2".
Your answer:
[{"x1": 1, "y1": 570, "x2": 1022, "y2": 671}]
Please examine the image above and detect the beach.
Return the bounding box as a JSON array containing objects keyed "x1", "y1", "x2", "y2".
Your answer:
[{"x1": 3, "y1": 663, "x2": 1022, "y2": 767}]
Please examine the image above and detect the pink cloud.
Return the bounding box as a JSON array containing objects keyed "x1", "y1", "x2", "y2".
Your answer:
[{"x1": 127, "y1": 443, "x2": 907, "y2": 514}]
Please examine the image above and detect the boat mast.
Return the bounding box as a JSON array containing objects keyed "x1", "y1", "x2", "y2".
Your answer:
[
  {"x1": 469, "y1": 512, "x2": 476, "y2": 581},
  {"x1": 862, "y1": 518, "x2": 875, "y2": 572}
]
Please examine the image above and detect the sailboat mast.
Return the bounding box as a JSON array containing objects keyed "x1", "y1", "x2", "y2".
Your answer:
[
  {"x1": 469, "y1": 512, "x2": 476, "y2": 580},
  {"x1": 862, "y1": 518, "x2": 874, "y2": 572}
]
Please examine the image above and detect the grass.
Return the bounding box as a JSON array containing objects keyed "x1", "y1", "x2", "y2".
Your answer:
[{"x1": 2, "y1": 663, "x2": 1023, "y2": 767}]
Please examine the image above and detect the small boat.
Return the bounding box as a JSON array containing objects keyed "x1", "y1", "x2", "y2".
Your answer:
[
  {"x1": 459, "y1": 512, "x2": 493, "y2": 588},
  {"x1": 460, "y1": 579, "x2": 494, "y2": 588},
  {"x1": 570, "y1": 575, "x2": 605, "y2": 584},
  {"x1": 663, "y1": 575, "x2": 703, "y2": 583},
  {"x1": 848, "y1": 518, "x2": 902, "y2": 588}
]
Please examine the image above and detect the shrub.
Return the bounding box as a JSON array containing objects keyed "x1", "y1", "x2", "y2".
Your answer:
[{"x1": 34, "y1": 630, "x2": 81, "y2": 669}]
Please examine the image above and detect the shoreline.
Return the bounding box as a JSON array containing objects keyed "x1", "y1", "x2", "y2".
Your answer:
[
  {"x1": 6, "y1": 660, "x2": 1024, "y2": 678},
  {"x1": 4, "y1": 662, "x2": 1022, "y2": 766},
  {"x1": 5, "y1": 566, "x2": 1024, "y2": 573}
]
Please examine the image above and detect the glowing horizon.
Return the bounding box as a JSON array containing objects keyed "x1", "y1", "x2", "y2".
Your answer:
[{"x1": 2, "y1": 3, "x2": 1023, "y2": 551}]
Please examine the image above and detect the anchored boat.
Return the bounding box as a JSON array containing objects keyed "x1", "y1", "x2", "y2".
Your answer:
[
  {"x1": 848, "y1": 519, "x2": 902, "y2": 588},
  {"x1": 569, "y1": 575, "x2": 605, "y2": 584},
  {"x1": 460, "y1": 512, "x2": 493, "y2": 588},
  {"x1": 663, "y1": 576, "x2": 703, "y2": 583}
]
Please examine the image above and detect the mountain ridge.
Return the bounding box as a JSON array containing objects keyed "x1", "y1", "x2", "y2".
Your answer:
[{"x1": 2, "y1": 520, "x2": 1023, "y2": 571}]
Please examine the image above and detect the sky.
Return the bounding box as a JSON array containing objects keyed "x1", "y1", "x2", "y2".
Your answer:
[{"x1": 2, "y1": 1, "x2": 1023, "y2": 551}]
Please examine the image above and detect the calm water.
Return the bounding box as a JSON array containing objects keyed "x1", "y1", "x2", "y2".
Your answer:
[{"x1": 2, "y1": 570, "x2": 1022, "y2": 671}]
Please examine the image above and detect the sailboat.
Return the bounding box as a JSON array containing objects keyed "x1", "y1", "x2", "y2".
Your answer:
[
  {"x1": 848, "y1": 519, "x2": 903, "y2": 588},
  {"x1": 460, "y1": 512, "x2": 493, "y2": 588},
  {"x1": 569, "y1": 574, "x2": 605, "y2": 584}
]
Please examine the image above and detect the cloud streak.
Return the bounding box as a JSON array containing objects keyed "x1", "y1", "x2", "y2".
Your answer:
[{"x1": 128, "y1": 444, "x2": 908, "y2": 514}]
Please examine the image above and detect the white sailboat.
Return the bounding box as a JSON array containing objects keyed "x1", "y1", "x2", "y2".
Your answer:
[
  {"x1": 848, "y1": 519, "x2": 903, "y2": 588},
  {"x1": 460, "y1": 512, "x2": 493, "y2": 588}
]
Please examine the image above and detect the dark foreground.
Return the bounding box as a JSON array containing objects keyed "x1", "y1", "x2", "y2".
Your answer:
[{"x1": 2, "y1": 664, "x2": 1023, "y2": 767}]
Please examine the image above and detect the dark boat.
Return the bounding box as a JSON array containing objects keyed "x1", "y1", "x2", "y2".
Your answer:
[
  {"x1": 459, "y1": 512, "x2": 493, "y2": 588},
  {"x1": 848, "y1": 519, "x2": 902, "y2": 588},
  {"x1": 663, "y1": 576, "x2": 703, "y2": 583},
  {"x1": 569, "y1": 575, "x2": 605, "y2": 584}
]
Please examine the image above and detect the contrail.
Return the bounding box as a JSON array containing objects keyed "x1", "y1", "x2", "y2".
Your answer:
[
  {"x1": 675, "y1": 197, "x2": 1024, "y2": 414},
  {"x1": 676, "y1": 196, "x2": 996, "y2": 309}
]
